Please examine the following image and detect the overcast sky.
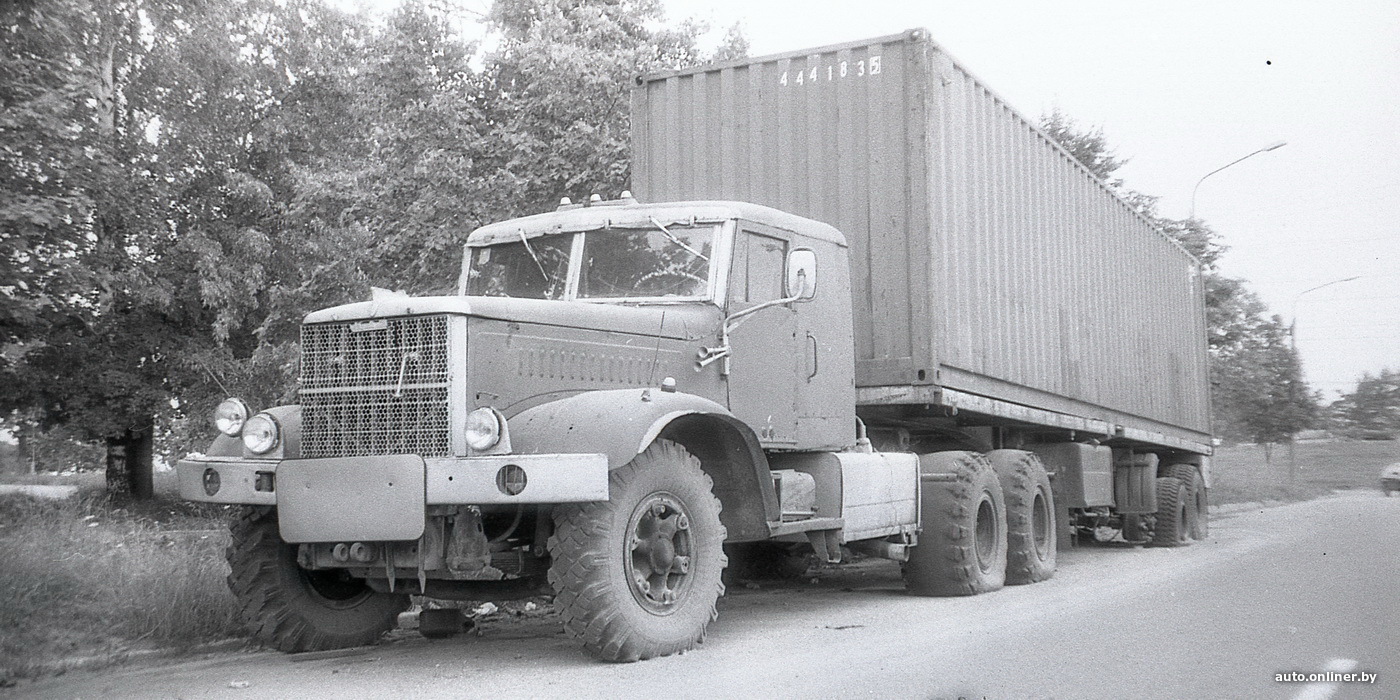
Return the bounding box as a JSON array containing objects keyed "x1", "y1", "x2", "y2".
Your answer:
[
  {"x1": 348, "y1": 0, "x2": 1399, "y2": 399},
  {"x1": 660, "y1": 0, "x2": 1399, "y2": 398}
]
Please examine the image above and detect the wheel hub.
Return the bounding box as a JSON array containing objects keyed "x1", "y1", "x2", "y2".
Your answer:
[{"x1": 626, "y1": 494, "x2": 694, "y2": 613}]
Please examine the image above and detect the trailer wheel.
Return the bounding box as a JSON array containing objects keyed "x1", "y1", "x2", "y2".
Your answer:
[
  {"x1": 987, "y1": 450, "x2": 1056, "y2": 585},
  {"x1": 1150, "y1": 477, "x2": 1190, "y2": 547},
  {"x1": 1164, "y1": 464, "x2": 1208, "y2": 540},
  {"x1": 226, "y1": 507, "x2": 409, "y2": 652},
  {"x1": 904, "y1": 451, "x2": 1007, "y2": 596},
  {"x1": 549, "y1": 439, "x2": 727, "y2": 662}
]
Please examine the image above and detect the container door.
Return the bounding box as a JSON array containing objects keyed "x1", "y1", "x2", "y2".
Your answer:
[{"x1": 726, "y1": 231, "x2": 799, "y2": 446}]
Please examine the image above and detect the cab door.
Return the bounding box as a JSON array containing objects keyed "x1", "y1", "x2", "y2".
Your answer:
[{"x1": 725, "y1": 230, "x2": 799, "y2": 447}]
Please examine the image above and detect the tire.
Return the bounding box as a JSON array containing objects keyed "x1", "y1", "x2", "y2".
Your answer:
[
  {"x1": 1150, "y1": 477, "x2": 1190, "y2": 547},
  {"x1": 986, "y1": 450, "x2": 1056, "y2": 585},
  {"x1": 904, "y1": 451, "x2": 1007, "y2": 596},
  {"x1": 1164, "y1": 463, "x2": 1209, "y2": 540},
  {"x1": 548, "y1": 439, "x2": 727, "y2": 662},
  {"x1": 226, "y1": 507, "x2": 409, "y2": 652}
]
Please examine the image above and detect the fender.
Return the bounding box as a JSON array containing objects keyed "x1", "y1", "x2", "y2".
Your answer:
[{"x1": 508, "y1": 388, "x2": 779, "y2": 541}]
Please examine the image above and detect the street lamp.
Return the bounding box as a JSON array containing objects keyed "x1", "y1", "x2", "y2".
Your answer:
[
  {"x1": 1285, "y1": 274, "x2": 1359, "y2": 481},
  {"x1": 1290, "y1": 276, "x2": 1361, "y2": 351},
  {"x1": 1189, "y1": 140, "x2": 1288, "y2": 219}
]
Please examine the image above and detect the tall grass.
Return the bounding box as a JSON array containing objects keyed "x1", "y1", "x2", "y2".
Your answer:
[{"x1": 0, "y1": 491, "x2": 245, "y2": 680}]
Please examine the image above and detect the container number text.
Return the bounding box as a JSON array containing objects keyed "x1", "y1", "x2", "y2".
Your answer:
[{"x1": 780, "y1": 56, "x2": 881, "y2": 87}]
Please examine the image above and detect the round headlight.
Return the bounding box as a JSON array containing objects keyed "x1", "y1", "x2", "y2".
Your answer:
[
  {"x1": 242, "y1": 413, "x2": 280, "y2": 454},
  {"x1": 465, "y1": 407, "x2": 503, "y2": 452},
  {"x1": 214, "y1": 398, "x2": 250, "y2": 437}
]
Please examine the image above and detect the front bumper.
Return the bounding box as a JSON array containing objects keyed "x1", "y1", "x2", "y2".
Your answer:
[
  {"x1": 177, "y1": 452, "x2": 609, "y2": 507},
  {"x1": 179, "y1": 452, "x2": 610, "y2": 543}
]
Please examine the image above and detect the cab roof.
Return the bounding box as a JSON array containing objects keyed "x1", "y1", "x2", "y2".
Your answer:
[{"x1": 465, "y1": 200, "x2": 848, "y2": 248}]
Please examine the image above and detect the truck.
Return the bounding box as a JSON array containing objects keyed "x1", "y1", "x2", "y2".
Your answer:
[{"x1": 177, "y1": 29, "x2": 1213, "y2": 662}]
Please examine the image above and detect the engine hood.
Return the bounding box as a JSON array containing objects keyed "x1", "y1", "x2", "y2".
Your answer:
[{"x1": 304, "y1": 295, "x2": 718, "y2": 341}]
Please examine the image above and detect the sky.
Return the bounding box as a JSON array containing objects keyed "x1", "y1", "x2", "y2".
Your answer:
[{"x1": 350, "y1": 0, "x2": 1400, "y2": 400}]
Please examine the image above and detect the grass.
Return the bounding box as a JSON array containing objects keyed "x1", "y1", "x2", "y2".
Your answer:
[
  {"x1": 0, "y1": 476, "x2": 244, "y2": 683},
  {"x1": 1209, "y1": 439, "x2": 1400, "y2": 505}
]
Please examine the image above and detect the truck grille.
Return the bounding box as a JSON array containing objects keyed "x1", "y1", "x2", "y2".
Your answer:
[{"x1": 300, "y1": 315, "x2": 452, "y2": 458}]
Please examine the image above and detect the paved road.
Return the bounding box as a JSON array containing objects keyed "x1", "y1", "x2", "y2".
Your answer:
[{"x1": 17, "y1": 491, "x2": 1399, "y2": 699}]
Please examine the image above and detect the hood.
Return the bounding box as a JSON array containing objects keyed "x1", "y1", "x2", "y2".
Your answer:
[{"x1": 304, "y1": 295, "x2": 719, "y2": 341}]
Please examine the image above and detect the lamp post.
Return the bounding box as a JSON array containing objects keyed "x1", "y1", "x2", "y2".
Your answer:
[
  {"x1": 1285, "y1": 275, "x2": 1360, "y2": 480},
  {"x1": 1290, "y1": 276, "x2": 1361, "y2": 351},
  {"x1": 1189, "y1": 140, "x2": 1287, "y2": 219}
]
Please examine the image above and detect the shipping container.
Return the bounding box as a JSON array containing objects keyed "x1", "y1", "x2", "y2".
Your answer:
[{"x1": 632, "y1": 29, "x2": 1211, "y2": 451}]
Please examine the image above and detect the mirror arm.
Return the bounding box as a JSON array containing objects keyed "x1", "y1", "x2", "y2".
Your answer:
[{"x1": 698, "y1": 292, "x2": 802, "y2": 376}]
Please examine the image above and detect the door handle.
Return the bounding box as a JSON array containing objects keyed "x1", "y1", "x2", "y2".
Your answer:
[{"x1": 806, "y1": 332, "x2": 818, "y2": 380}]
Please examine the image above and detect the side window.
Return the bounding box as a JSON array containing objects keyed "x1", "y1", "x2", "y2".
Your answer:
[{"x1": 745, "y1": 232, "x2": 787, "y2": 302}]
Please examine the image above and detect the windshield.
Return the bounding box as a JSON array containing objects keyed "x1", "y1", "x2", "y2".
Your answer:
[
  {"x1": 578, "y1": 225, "x2": 715, "y2": 299},
  {"x1": 465, "y1": 236, "x2": 571, "y2": 299},
  {"x1": 464, "y1": 222, "x2": 720, "y2": 302}
]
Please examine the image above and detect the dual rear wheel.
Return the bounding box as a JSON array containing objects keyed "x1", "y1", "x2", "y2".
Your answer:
[{"x1": 903, "y1": 450, "x2": 1057, "y2": 597}]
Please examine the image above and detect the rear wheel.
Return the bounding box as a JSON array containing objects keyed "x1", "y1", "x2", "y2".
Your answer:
[
  {"x1": 987, "y1": 450, "x2": 1056, "y2": 585},
  {"x1": 1150, "y1": 477, "x2": 1190, "y2": 547},
  {"x1": 549, "y1": 440, "x2": 727, "y2": 662},
  {"x1": 904, "y1": 451, "x2": 1007, "y2": 596},
  {"x1": 226, "y1": 507, "x2": 409, "y2": 652},
  {"x1": 1164, "y1": 464, "x2": 1208, "y2": 540}
]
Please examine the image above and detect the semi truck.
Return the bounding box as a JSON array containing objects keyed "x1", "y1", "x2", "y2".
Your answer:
[{"x1": 177, "y1": 30, "x2": 1213, "y2": 662}]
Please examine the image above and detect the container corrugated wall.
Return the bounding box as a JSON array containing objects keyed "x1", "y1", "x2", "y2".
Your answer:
[{"x1": 632, "y1": 29, "x2": 1211, "y2": 438}]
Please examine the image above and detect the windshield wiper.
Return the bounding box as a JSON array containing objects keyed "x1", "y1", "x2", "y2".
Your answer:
[
  {"x1": 517, "y1": 230, "x2": 551, "y2": 282},
  {"x1": 650, "y1": 217, "x2": 709, "y2": 261}
]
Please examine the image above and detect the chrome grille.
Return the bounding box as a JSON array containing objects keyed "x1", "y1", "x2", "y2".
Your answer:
[{"x1": 300, "y1": 315, "x2": 452, "y2": 458}]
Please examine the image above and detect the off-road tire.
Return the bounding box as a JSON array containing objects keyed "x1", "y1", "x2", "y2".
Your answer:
[
  {"x1": 548, "y1": 439, "x2": 727, "y2": 662},
  {"x1": 226, "y1": 506, "x2": 409, "y2": 652},
  {"x1": 904, "y1": 451, "x2": 1008, "y2": 596},
  {"x1": 1164, "y1": 463, "x2": 1208, "y2": 540},
  {"x1": 1150, "y1": 477, "x2": 1190, "y2": 547},
  {"x1": 987, "y1": 450, "x2": 1056, "y2": 585}
]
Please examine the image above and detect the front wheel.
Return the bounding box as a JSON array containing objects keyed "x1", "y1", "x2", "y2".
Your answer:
[
  {"x1": 549, "y1": 440, "x2": 727, "y2": 662},
  {"x1": 226, "y1": 507, "x2": 409, "y2": 652}
]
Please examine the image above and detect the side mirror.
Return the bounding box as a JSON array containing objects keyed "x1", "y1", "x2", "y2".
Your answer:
[{"x1": 785, "y1": 249, "x2": 817, "y2": 300}]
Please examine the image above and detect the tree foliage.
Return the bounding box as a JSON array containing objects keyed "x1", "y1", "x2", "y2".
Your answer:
[
  {"x1": 1, "y1": 0, "x2": 734, "y2": 489},
  {"x1": 1330, "y1": 369, "x2": 1400, "y2": 440},
  {"x1": 1039, "y1": 111, "x2": 1316, "y2": 444}
]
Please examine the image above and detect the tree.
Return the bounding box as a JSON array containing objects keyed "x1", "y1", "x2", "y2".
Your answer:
[
  {"x1": 1331, "y1": 369, "x2": 1400, "y2": 439},
  {"x1": 1, "y1": 0, "x2": 372, "y2": 494},
  {"x1": 1038, "y1": 111, "x2": 1316, "y2": 444}
]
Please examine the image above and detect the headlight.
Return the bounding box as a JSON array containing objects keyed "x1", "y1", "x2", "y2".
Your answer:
[
  {"x1": 242, "y1": 413, "x2": 280, "y2": 454},
  {"x1": 214, "y1": 398, "x2": 250, "y2": 437},
  {"x1": 465, "y1": 407, "x2": 503, "y2": 452}
]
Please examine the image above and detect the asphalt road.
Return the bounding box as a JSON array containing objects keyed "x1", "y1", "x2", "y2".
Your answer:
[{"x1": 16, "y1": 491, "x2": 1398, "y2": 699}]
